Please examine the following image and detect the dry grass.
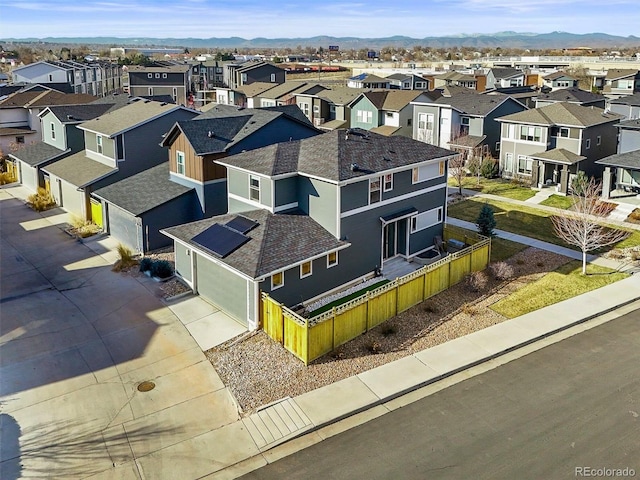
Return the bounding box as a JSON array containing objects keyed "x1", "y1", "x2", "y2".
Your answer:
[
  {"x1": 27, "y1": 187, "x2": 56, "y2": 212},
  {"x1": 112, "y1": 243, "x2": 138, "y2": 272},
  {"x1": 68, "y1": 215, "x2": 102, "y2": 238}
]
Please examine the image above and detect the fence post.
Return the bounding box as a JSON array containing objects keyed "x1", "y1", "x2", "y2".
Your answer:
[
  {"x1": 365, "y1": 291, "x2": 371, "y2": 331},
  {"x1": 331, "y1": 307, "x2": 337, "y2": 351}
]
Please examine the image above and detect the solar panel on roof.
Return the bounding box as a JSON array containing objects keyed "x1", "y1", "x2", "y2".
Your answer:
[
  {"x1": 225, "y1": 216, "x2": 258, "y2": 234},
  {"x1": 192, "y1": 224, "x2": 250, "y2": 258}
]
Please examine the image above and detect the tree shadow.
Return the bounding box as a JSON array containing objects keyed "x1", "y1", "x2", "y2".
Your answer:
[{"x1": 1, "y1": 416, "x2": 182, "y2": 479}]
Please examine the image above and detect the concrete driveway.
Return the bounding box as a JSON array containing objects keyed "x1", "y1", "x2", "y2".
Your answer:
[{"x1": 0, "y1": 185, "x2": 239, "y2": 479}]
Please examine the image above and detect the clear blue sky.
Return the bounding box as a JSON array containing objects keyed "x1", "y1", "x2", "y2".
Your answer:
[{"x1": 1, "y1": 0, "x2": 638, "y2": 39}]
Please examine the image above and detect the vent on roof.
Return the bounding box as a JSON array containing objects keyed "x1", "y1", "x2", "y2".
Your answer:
[
  {"x1": 160, "y1": 102, "x2": 167, "y2": 106},
  {"x1": 383, "y1": 156, "x2": 392, "y2": 162},
  {"x1": 67, "y1": 115, "x2": 75, "y2": 120},
  {"x1": 207, "y1": 130, "x2": 214, "y2": 138},
  {"x1": 350, "y1": 163, "x2": 359, "y2": 172}
]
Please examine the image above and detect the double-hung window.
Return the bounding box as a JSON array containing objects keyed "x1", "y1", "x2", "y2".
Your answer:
[
  {"x1": 249, "y1": 175, "x2": 260, "y2": 202},
  {"x1": 517, "y1": 155, "x2": 532, "y2": 175},
  {"x1": 96, "y1": 135, "x2": 103, "y2": 155},
  {"x1": 383, "y1": 173, "x2": 393, "y2": 192},
  {"x1": 369, "y1": 177, "x2": 381, "y2": 204},
  {"x1": 176, "y1": 151, "x2": 185, "y2": 175}
]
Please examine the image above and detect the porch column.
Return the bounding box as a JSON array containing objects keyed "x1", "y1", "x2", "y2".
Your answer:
[
  {"x1": 531, "y1": 161, "x2": 540, "y2": 188},
  {"x1": 601, "y1": 167, "x2": 612, "y2": 199},
  {"x1": 559, "y1": 165, "x2": 569, "y2": 195}
]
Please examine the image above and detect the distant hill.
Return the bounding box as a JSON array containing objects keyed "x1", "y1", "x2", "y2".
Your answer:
[{"x1": 2, "y1": 32, "x2": 640, "y2": 50}]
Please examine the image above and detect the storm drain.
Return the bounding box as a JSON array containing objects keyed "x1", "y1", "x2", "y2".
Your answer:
[{"x1": 137, "y1": 381, "x2": 156, "y2": 392}]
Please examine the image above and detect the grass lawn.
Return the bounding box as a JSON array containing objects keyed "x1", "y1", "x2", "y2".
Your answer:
[
  {"x1": 490, "y1": 237, "x2": 527, "y2": 263},
  {"x1": 539, "y1": 194, "x2": 577, "y2": 209},
  {"x1": 490, "y1": 261, "x2": 629, "y2": 319},
  {"x1": 447, "y1": 198, "x2": 638, "y2": 251},
  {"x1": 309, "y1": 280, "x2": 389, "y2": 317},
  {"x1": 449, "y1": 177, "x2": 537, "y2": 201}
]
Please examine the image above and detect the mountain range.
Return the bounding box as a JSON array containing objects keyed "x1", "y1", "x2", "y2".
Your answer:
[{"x1": 2, "y1": 32, "x2": 640, "y2": 50}]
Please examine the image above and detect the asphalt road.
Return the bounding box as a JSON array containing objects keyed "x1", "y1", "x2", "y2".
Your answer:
[{"x1": 241, "y1": 307, "x2": 640, "y2": 480}]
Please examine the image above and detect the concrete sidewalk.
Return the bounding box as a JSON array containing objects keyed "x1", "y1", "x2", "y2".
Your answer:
[{"x1": 202, "y1": 275, "x2": 640, "y2": 480}]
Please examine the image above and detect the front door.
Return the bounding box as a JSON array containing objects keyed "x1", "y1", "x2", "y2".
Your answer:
[{"x1": 383, "y1": 223, "x2": 397, "y2": 260}]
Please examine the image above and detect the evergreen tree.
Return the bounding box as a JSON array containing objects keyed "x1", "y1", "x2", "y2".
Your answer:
[{"x1": 476, "y1": 203, "x2": 496, "y2": 237}]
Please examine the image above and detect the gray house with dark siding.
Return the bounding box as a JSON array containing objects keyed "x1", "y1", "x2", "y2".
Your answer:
[
  {"x1": 163, "y1": 128, "x2": 456, "y2": 329},
  {"x1": 597, "y1": 119, "x2": 640, "y2": 198},
  {"x1": 411, "y1": 92, "x2": 527, "y2": 157},
  {"x1": 497, "y1": 102, "x2": 623, "y2": 194},
  {"x1": 42, "y1": 100, "x2": 199, "y2": 226},
  {"x1": 608, "y1": 93, "x2": 640, "y2": 120},
  {"x1": 161, "y1": 103, "x2": 320, "y2": 218}
]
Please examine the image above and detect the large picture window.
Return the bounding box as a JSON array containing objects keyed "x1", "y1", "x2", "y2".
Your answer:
[
  {"x1": 519, "y1": 126, "x2": 542, "y2": 142},
  {"x1": 411, "y1": 207, "x2": 443, "y2": 233},
  {"x1": 412, "y1": 161, "x2": 445, "y2": 183}
]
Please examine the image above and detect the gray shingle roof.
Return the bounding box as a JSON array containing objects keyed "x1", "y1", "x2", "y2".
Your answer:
[
  {"x1": 491, "y1": 67, "x2": 523, "y2": 79},
  {"x1": 171, "y1": 105, "x2": 315, "y2": 154},
  {"x1": 433, "y1": 92, "x2": 511, "y2": 116},
  {"x1": 42, "y1": 151, "x2": 117, "y2": 187},
  {"x1": 217, "y1": 128, "x2": 455, "y2": 181},
  {"x1": 605, "y1": 69, "x2": 639, "y2": 80},
  {"x1": 497, "y1": 102, "x2": 623, "y2": 127},
  {"x1": 596, "y1": 150, "x2": 640, "y2": 169},
  {"x1": 8, "y1": 142, "x2": 68, "y2": 167},
  {"x1": 45, "y1": 103, "x2": 114, "y2": 123},
  {"x1": 92, "y1": 163, "x2": 193, "y2": 215},
  {"x1": 536, "y1": 87, "x2": 604, "y2": 104},
  {"x1": 617, "y1": 119, "x2": 640, "y2": 130},
  {"x1": 162, "y1": 209, "x2": 348, "y2": 278},
  {"x1": 529, "y1": 148, "x2": 586, "y2": 165},
  {"x1": 79, "y1": 100, "x2": 190, "y2": 137},
  {"x1": 610, "y1": 93, "x2": 640, "y2": 106}
]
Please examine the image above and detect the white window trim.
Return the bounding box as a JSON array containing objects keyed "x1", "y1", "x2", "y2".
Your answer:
[
  {"x1": 410, "y1": 207, "x2": 443, "y2": 233},
  {"x1": 96, "y1": 135, "x2": 103, "y2": 154},
  {"x1": 270, "y1": 73, "x2": 276, "y2": 82},
  {"x1": 155, "y1": 73, "x2": 160, "y2": 79},
  {"x1": 383, "y1": 173, "x2": 393, "y2": 192},
  {"x1": 412, "y1": 161, "x2": 445, "y2": 184},
  {"x1": 369, "y1": 177, "x2": 381, "y2": 204},
  {"x1": 517, "y1": 155, "x2": 533, "y2": 175},
  {"x1": 596, "y1": 136, "x2": 601, "y2": 146},
  {"x1": 50, "y1": 122, "x2": 55, "y2": 139},
  {"x1": 162, "y1": 73, "x2": 168, "y2": 79},
  {"x1": 300, "y1": 261, "x2": 313, "y2": 279},
  {"x1": 271, "y1": 271, "x2": 284, "y2": 290},
  {"x1": 327, "y1": 251, "x2": 338, "y2": 268},
  {"x1": 176, "y1": 150, "x2": 185, "y2": 175},
  {"x1": 249, "y1": 174, "x2": 261, "y2": 202},
  {"x1": 147, "y1": 73, "x2": 153, "y2": 79},
  {"x1": 585, "y1": 138, "x2": 591, "y2": 149}
]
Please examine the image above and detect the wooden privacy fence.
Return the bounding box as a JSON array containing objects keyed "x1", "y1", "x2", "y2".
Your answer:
[{"x1": 262, "y1": 226, "x2": 491, "y2": 365}]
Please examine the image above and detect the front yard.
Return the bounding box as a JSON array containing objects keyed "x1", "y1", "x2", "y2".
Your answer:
[{"x1": 447, "y1": 197, "x2": 640, "y2": 250}]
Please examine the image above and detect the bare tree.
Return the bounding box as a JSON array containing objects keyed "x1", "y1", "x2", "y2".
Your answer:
[
  {"x1": 551, "y1": 179, "x2": 630, "y2": 274},
  {"x1": 448, "y1": 153, "x2": 466, "y2": 196}
]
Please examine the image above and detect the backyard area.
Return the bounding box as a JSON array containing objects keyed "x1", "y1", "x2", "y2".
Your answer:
[
  {"x1": 207, "y1": 235, "x2": 634, "y2": 415},
  {"x1": 448, "y1": 177, "x2": 537, "y2": 201}
]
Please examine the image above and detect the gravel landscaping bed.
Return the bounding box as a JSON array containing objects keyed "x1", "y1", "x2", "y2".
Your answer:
[{"x1": 206, "y1": 247, "x2": 569, "y2": 415}]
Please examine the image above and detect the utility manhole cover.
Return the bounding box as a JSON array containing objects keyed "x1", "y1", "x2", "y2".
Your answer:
[{"x1": 137, "y1": 381, "x2": 156, "y2": 392}]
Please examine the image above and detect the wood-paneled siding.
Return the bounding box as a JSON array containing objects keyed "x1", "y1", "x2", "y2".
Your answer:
[{"x1": 168, "y1": 132, "x2": 227, "y2": 182}]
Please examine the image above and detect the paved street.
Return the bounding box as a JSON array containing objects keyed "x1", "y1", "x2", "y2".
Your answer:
[
  {"x1": 240, "y1": 307, "x2": 640, "y2": 480},
  {"x1": 0, "y1": 187, "x2": 239, "y2": 479}
]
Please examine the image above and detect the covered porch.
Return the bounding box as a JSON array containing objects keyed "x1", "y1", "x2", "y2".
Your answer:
[{"x1": 529, "y1": 148, "x2": 586, "y2": 195}]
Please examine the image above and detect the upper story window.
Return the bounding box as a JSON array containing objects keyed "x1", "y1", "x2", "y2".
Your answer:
[
  {"x1": 270, "y1": 73, "x2": 276, "y2": 82},
  {"x1": 162, "y1": 73, "x2": 168, "y2": 79},
  {"x1": 96, "y1": 135, "x2": 103, "y2": 154},
  {"x1": 327, "y1": 251, "x2": 338, "y2": 268},
  {"x1": 147, "y1": 73, "x2": 153, "y2": 79},
  {"x1": 299, "y1": 102, "x2": 309, "y2": 116},
  {"x1": 519, "y1": 125, "x2": 542, "y2": 142},
  {"x1": 412, "y1": 161, "x2": 445, "y2": 183},
  {"x1": 271, "y1": 271, "x2": 284, "y2": 290},
  {"x1": 596, "y1": 135, "x2": 602, "y2": 145},
  {"x1": 250, "y1": 175, "x2": 260, "y2": 202},
  {"x1": 411, "y1": 207, "x2": 443, "y2": 233},
  {"x1": 50, "y1": 123, "x2": 56, "y2": 140},
  {"x1": 383, "y1": 173, "x2": 393, "y2": 192},
  {"x1": 155, "y1": 73, "x2": 160, "y2": 79},
  {"x1": 417, "y1": 113, "x2": 434, "y2": 130},
  {"x1": 460, "y1": 116, "x2": 470, "y2": 126},
  {"x1": 369, "y1": 177, "x2": 381, "y2": 204},
  {"x1": 176, "y1": 151, "x2": 185, "y2": 175},
  {"x1": 357, "y1": 110, "x2": 373, "y2": 124},
  {"x1": 585, "y1": 138, "x2": 591, "y2": 149},
  {"x1": 559, "y1": 127, "x2": 570, "y2": 138},
  {"x1": 300, "y1": 261, "x2": 312, "y2": 279},
  {"x1": 241, "y1": 73, "x2": 248, "y2": 83}
]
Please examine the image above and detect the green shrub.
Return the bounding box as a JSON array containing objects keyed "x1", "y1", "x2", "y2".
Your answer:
[
  {"x1": 139, "y1": 257, "x2": 153, "y2": 272},
  {"x1": 151, "y1": 259, "x2": 173, "y2": 279},
  {"x1": 480, "y1": 157, "x2": 499, "y2": 179}
]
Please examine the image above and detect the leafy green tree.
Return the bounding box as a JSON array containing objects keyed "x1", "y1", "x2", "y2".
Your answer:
[{"x1": 476, "y1": 203, "x2": 497, "y2": 237}]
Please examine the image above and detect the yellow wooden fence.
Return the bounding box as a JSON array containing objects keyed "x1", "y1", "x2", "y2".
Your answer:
[{"x1": 262, "y1": 226, "x2": 491, "y2": 365}]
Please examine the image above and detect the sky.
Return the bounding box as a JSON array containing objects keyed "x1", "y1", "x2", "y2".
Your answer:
[{"x1": 1, "y1": 0, "x2": 639, "y2": 39}]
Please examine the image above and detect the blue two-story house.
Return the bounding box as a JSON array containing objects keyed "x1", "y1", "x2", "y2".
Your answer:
[{"x1": 161, "y1": 128, "x2": 457, "y2": 329}]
